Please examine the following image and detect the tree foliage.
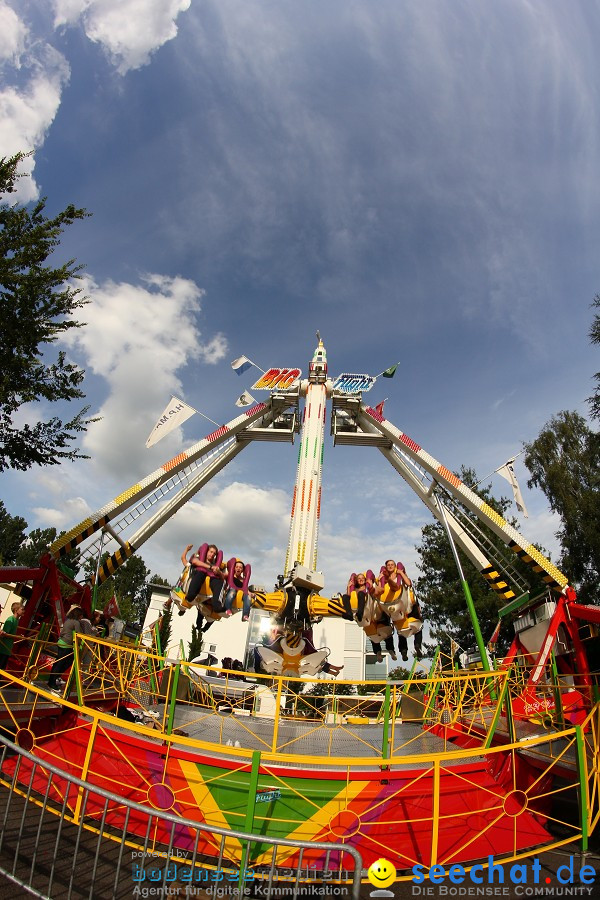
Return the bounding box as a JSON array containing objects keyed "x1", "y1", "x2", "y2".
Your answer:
[
  {"x1": 187, "y1": 625, "x2": 204, "y2": 661},
  {"x1": 85, "y1": 553, "x2": 154, "y2": 623},
  {"x1": 158, "y1": 605, "x2": 173, "y2": 655},
  {"x1": 589, "y1": 294, "x2": 600, "y2": 421},
  {"x1": 0, "y1": 506, "x2": 79, "y2": 572},
  {"x1": 414, "y1": 468, "x2": 534, "y2": 656},
  {"x1": 524, "y1": 410, "x2": 600, "y2": 602},
  {"x1": 0, "y1": 152, "x2": 95, "y2": 471},
  {"x1": 0, "y1": 500, "x2": 27, "y2": 565}
]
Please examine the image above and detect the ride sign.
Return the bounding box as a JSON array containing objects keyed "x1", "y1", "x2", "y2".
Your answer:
[
  {"x1": 252, "y1": 368, "x2": 302, "y2": 390},
  {"x1": 332, "y1": 373, "x2": 376, "y2": 394}
]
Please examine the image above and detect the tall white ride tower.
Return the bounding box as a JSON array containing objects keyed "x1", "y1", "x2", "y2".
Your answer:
[{"x1": 283, "y1": 335, "x2": 330, "y2": 590}]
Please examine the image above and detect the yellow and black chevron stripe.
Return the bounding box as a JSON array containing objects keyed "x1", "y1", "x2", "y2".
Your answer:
[
  {"x1": 50, "y1": 516, "x2": 111, "y2": 558},
  {"x1": 250, "y1": 591, "x2": 287, "y2": 615},
  {"x1": 308, "y1": 594, "x2": 346, "y2": 619},
  {"x1": 481, "y1": 566, "x2": 516, "y2": 602},
  {"x1": 92, "y1": 544, "x2": 134, "y2": 585}
]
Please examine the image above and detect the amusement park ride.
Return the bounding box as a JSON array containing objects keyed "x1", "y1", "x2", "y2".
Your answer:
[{"x1": 1, "y1": 336, "x2": 599, "y2": 885}]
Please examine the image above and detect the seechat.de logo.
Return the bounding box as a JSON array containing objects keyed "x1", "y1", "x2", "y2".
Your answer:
[{"x1": 411, "y1": 855, "x2": 597, "y2": 895}]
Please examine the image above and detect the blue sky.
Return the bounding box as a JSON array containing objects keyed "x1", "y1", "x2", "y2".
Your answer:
[{"x1": 1, "y1": 0, "x2": 598, "y2": 596}]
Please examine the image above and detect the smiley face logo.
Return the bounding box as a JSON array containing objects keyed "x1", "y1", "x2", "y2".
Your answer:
[{"x1": 367, "y1": 857, "x2": 396, "y2": 889}]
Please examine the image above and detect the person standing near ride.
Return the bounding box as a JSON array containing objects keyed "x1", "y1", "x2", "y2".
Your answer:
[
  {"x1": 0, "y1": 602, "x2": 24, "y2": 672},
  {"x1": 48, "y1": 605, "x2": 84, "y2": 692}
]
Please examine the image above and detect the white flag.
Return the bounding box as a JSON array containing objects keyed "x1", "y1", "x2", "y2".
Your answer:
[
  {"x1": 231, "y1": 356, "x2": 253, "y2": 375},
  {"x1": 145, "y1": 396, "x2": 196, "y2": 448},
  {"x1": 235, "y1": 391, "x2": 256, "y2": 407},
  {"x1": 496, "y1": 457, "x2": 529, "y2": 517}
]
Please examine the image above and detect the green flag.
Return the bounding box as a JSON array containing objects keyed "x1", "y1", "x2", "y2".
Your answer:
[{"x1": 382, "y1": 364, "x2": 398, "y2": 378}]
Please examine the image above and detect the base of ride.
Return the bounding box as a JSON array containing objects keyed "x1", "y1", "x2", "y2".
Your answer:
[
  {"x1": 1, "y1": 338, "x2": 599, "y2": 894},
  {"x1": 1, "y1": 609, "x2": 599, "y2": 891}
]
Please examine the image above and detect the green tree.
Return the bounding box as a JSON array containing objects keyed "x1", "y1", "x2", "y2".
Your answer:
[
  {"x1": 16, "y1": 527, "x2": 58, "y2": 567},
  {"x1": 112, "y1": 556, "x2": 152, "y2": 622},
  {"x1": 158, "y1": 605, "x2": 173, "y2": 655},
  {"x1": 0, "y1": 500, "x2": 27, "y2": 564},
  {"x1": 387, "y1": 665, "x2": 413, "y2": 681},
  {"x1": 0, "y1": 152, "x2": 95, "y2": 471},
  {"x1": 84, "y1": 553, "x2": 154, "y2": 622},
  {"x1": 524, "y1": 410, "x2": 600, "y2": 603},
  {"x1": 589, "y1": 294, "x2": 600, "y2": 420},
  {"x1": 414, "y1": 468, "x2": 534, "y2": 656},
  {"x1": 188, "y1": 625, "x2": 204, "y2": 661}
]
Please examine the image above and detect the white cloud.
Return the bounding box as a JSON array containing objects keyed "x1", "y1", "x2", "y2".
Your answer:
[
  {"x1": 53, "y1": 0, "x2": 191, "y2": 74},
  {"x1": 0, "y1": 41, "x2": 69, "y2": 201},
  {"x1": 60, "y1": 273, "x2": 227, "y2": 479},
  {"x1": 134, "y1": 480, "x2": 291, "y2": 586},
  {"x1": 0, "y1": 2, "x2": 26, "y2": 62},
  {"x1": 32, "y1": 497, "x2": 93, "y2": 531}
]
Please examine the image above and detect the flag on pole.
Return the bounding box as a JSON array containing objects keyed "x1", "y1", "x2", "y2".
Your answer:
[
  {"x1": 374, "y1": 399, "x2": 386, "y2": 418},
  {"x1": 487, "y1": 620, "x2": 501, "y2": 651},
  {"x1": 382, "y1": 363, "x2": 398, "y2": 378},
  {"x1": 103, "y1": 595, "x2": 120, "y2": 619},
  {"x1": 145, "y1": 396, "x2": 196, "y2": 448},
  {"x1": 495, "y1": 456, "x2": 528, "y2": 517},
  {"x1": 231, "y1": 356, "x2": 253, "y2": 376},
  {"x1": 235, "y1": 391, "x2": 256, "y2": 408}
]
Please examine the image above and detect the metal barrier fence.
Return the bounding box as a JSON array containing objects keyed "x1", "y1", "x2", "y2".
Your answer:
[
  {"x1": 18, "y1": 631, "x2": 591, "y2": 758},
  {"x1": 0, "y1": 732, "x2": 363, "y2": 900}
]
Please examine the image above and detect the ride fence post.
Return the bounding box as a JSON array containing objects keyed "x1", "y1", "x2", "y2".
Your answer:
[
  {"x1": 484, "y1": 671, "x2": 510, "y2": 749},
  {"x1": 166, "y1": 664, "x2": 180, "y2": 735},
  {"x1": 381, "y1": 684, "x2": 392, "y2": 762},
  {"x1": 436, "y1": 498, "x2": 493, "y2": 682},
  {"x1": 154, "y1": 620, "x2": 164, "y2": 669},
  {"x1": 550, "y1": 651, "x2": 565, "y2": 729},
  {"x1": 272, "y1": 677, "x2": 284, "y2": 753},
  {"x1": 24, "y1": 621, "x2": 49, "y2": 681},
  {"x1": 574, "y1": 723, "x2": 589, "y2": 853},
  {"x1": 504, "y1": 673, "x2": 517, "y2": 743},
  {"x1": 74, "y1": 637, "x2": 84, "y2": 706},
  {"x1": 239, "y1": 750, "x2": 261, "y2": 890}
]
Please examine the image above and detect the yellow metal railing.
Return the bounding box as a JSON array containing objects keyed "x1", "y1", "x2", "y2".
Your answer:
[{"x1": 1, "y1": 668, "x2": 597, "y2": 874}]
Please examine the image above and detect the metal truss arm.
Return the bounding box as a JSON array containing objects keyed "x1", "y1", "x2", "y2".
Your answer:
[
  {"x1": 354, "y1": 403, "x2": 568, "y2": 595},
  {"x1": 49, "y1": 397, "x2": 293, "y2": 563}
]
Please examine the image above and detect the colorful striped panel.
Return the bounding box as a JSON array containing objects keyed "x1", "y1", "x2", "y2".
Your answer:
[
  {"x1": 206, "y1": 426, "x2": 228, "y2": 442},
  {"x1": 163, "y1": 453, "x2": 187, "y2": 472},
  {"x1": 400, "y1": 433, "x2": 422, "y2": 454},
  {"x1": 509, "y1": 542, "x2": 567, "y2": 589},
  {"x1": 437, "y1": 465, "x2": 461, "y2": 489}
]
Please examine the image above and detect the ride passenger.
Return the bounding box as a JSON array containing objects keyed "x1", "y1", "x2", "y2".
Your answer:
[
  {"x1": 397, "y1": 595, "x2": 424, "y2": 661},
  {"x1": 179, "y1": 543, "x2": 227, "y2": 617},
  {"x1": 341, "y1": 571, "x2": 375, "y2": 621},
  {"x1": 224, "y1": 559, "x2": 253, "y2": 621},
  {"x1": 374, "y1": 559, "x2": 412, "y2": 599}
]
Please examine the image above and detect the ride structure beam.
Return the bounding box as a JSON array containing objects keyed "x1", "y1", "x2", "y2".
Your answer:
[
  {"x1": 49, "y1": 396, "x2": 295, "y2": 565},
  {"x1": 354, "y1": 403, "x2": 568, "y2": 595},
  {"x1": 90, "y1": 403, "x2": 299, "y2": 585}
]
